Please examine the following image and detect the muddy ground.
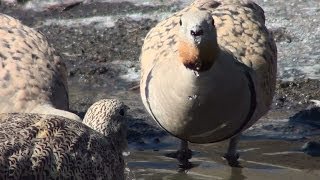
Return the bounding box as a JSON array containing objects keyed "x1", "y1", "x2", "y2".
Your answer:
[
  {"x1": 2, "y1": 3, "x2": 319, "y2": 101},
  {"x1": 1, "y1": 0, "x2": 319, "y2": 130}
]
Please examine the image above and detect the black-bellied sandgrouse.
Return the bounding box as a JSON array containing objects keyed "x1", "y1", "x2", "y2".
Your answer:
[
  {"x1": 140, "y1": 0, "x2": 277, "y2": 168},
  {"x1": 0, "y1": 99, "x2": 128, "y2": 180},
  {"x1": 0, "y1": 13, "x2": 78, "y2": 120}
]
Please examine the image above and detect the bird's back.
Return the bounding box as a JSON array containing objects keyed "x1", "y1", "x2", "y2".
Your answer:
[
  {"x1": 0, "y1": 113, "x2": 124, "y2": 180},
  {"x1": 196, "y1": 0, "x2": 277, "y2": 116},
  {"x1": 0, "y1": 14, "x2": 69, "y2": 113}
]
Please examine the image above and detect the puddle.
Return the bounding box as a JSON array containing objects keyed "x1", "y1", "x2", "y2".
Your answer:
[{"x1": 125, "y1": 138, "x2": 320, "y2": 180}]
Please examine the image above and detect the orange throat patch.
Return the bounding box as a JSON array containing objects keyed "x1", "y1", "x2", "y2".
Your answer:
[{"x1": 178, "y1": 40, "x2": 215, "y2": 71}]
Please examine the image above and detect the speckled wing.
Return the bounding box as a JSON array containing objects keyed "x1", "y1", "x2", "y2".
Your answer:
[
  {"x1": 193, "y1": 0, "x2": 277, "y2": 114},
  {"x1": 0, "y1": 113, "x2": 124, "y2": 180},
  {"x1": 141, "y1": 0, "x2": 277, "y2": 119},
  {"x1": 0, "y1": 14, "x2": 69, "y2": 113}
]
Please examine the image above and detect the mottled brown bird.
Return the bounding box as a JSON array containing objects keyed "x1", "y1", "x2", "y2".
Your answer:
[
  {"x1": 0, "y1": 13, "x2": 76, "y2": 119},
  {"x1": 140, "y1": 0, "x2": 277, "y2": 168},
  {"x1": 0, "y1": 99, "x2": 128, "y2": 180}
]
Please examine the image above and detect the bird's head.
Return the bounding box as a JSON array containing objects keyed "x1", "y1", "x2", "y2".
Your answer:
[
  {"x1": 83, "y1": 99, "x2": 128, "y2": 151},
  {"x1": 178, "y1": 8, "x2": 219, "y2": 71}
]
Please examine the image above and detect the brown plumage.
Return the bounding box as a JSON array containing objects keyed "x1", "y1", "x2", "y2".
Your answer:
[
  {"x1": 0, "y1": 13, "x2": 69, "y2": 114},
  {"x1": 140, "y1": 0, "x2": 277, "y2": 167},
  {"x1": 0, "y1": 99, "x2": 127, "y2": 180}
]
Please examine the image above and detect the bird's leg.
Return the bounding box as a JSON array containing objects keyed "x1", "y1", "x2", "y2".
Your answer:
[
  {"x1": 176, "y1": 140, "x2": 193, "y2": 170},
  {"x1": 223, "y1": 135, "x2": 240, "y2": 167}
]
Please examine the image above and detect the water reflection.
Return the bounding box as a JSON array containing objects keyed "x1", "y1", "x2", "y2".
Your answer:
[{"x1": 229, "y1": 167, "x2": 246, "y2": 180}]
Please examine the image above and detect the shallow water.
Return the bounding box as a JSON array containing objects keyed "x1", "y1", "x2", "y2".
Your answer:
[
  {"x1": 124, "y1": 134, "x2": 320, "y2": 180},
  {"x1": 126, "y1": 151, "x2": 320, "y2": 180}
]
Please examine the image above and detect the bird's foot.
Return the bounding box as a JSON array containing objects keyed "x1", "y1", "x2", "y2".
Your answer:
[
  {"x1": 223, "y1": 152, "x2": 240, "y2": 167},
  {"x1": 166, "y1": 148, "x2": 193, "y2": 171},
  {"x1": 177, "y1": 148, "x2": 193, "y2": 171}
]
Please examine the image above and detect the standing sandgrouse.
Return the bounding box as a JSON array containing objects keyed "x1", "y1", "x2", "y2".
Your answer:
[
  {"x1": 0, "y1": 99, "x2": 128, "y2": 180},
  {"x1": 140, "y1": 0, "x2": 277, "y2": 168},
  {"x1": 0, "y1": 13, "x2": 75, "y2": 119}
]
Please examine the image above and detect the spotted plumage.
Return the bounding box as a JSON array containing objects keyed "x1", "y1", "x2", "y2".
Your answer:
[
  {"x1": 140, "y1": 0, "x2": 277, "y2": 167},
  {"x1": 0, "y1": 99, "x2": 127, "y2": 180},
  {"x1": 0, "y1": 13, "x2": 69, "y2": 114}
]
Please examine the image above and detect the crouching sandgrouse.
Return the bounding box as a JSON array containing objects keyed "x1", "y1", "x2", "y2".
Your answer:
[{"x1": 0, "y1": 99, "x2": 128, "y2": 180}]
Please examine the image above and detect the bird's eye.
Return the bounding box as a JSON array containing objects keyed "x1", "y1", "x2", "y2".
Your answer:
[
  {"x1": 119, "y1": 109, "x2": 125, "y2": 116},
  {"x1": 179, "y1": 19, "x2": 182, "y2": 26}
]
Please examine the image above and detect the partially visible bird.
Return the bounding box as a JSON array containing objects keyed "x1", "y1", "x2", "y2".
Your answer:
[
  {"x1": 0, "y1": 98, "x2": 128, "y2": 180},
  {"x1": 140, "y1": 0, "x2": 277, "y2": 168},
  {"x1": 0, "y1": 13, "x2": 74, "y2": 119}
]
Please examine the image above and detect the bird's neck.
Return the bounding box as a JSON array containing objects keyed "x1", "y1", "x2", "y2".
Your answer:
[{"x1": 178, "y1": 39, "x2": 219, "y2": 71}]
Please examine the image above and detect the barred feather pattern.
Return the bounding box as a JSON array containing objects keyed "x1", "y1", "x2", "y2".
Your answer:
[
  {"x1": 0, "y1": 99, "x2": 127, "y2": 180},
  {"x1": 0, "y1": 13, "x2": 69, "y2": 113}
]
